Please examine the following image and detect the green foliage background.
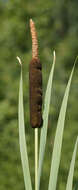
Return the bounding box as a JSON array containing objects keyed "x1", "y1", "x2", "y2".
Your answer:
[{"x1": 0, "y1": 0, "x2": 78, "y2": 190}]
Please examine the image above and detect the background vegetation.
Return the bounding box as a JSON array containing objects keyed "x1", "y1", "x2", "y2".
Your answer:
[{"x1": 0, "y1": 0, "x2": 78, "y2": 190}]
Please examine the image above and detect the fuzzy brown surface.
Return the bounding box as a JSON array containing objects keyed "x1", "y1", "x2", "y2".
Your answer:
[{"x1": 29, "y1": 58, "x2": 43, "y2": 128}]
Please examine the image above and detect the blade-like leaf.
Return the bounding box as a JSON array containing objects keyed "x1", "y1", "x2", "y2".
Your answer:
[
  {"x1": 18, "y1": 66, "x2": 32, "y2": 190},
  {"x1": 66, "y1": 137, "x2": 78, "y2": 190},
  {"x1": 48, "y1": 64, "x2": 75, "y2": 190},
  {"x1": 38, "y1": 51, "x2": 56, "y2": 190}
]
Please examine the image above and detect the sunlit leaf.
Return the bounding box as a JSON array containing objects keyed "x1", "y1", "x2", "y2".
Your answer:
[
  {"x1": 38, "y1": 51, "x2": 56, "y2": 190},
  {"x1": 18, "y1": 65, "x2": 32, "y2": 190},
  {"x1": 48, "y1": 63, "x2": 75, "y2": 190},
  {"x1": 66, "y1": 137, "x2": 78, "y2": 190}
]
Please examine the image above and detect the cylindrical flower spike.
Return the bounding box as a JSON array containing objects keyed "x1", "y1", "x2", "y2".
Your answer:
[{"x1": 29, "y1": 19, "x2": 43, "y2": 128}]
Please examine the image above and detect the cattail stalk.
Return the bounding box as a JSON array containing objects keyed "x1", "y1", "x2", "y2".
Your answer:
[
  {"x1": 35, "y1": 128, "x2": 38, "y2": 190},
  {"x1": 30, "y1": 19, "x2": 43, "y2": 190}
]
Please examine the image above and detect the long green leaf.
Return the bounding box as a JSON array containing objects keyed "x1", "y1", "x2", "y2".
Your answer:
[
  {"x1": 48, "y1": 64, "x2": 75, "y2": 190},
  {"x1": 18, "y1": 64, "x2": 32, "y2": 190},
  {"x1": 38, "y1": 51, "x2": 56, "y2": 190},
  {"x1": 66, "y1": 137, "x2": 78, "y2": 190}
]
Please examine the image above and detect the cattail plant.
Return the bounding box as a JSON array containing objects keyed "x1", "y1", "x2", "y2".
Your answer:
[
  {"x1": 17, "y1": 19, "x2": 78, "y2": 190},
  {"x1": 29, "y1": 19, "x2": 43, "y2": 190}
]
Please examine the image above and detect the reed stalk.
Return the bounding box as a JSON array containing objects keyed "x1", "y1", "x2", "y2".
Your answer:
[{"x1": 35, "y1": 128, "x2": 38, "y2": 190}]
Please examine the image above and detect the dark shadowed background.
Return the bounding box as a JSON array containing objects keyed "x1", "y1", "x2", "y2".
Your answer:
[{"x1": 0, "y1": 0, "x2": 78, "y2": 190}]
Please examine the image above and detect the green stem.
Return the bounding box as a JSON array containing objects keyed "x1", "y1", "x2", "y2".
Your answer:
[{"x1": 35, "y1": 128, "x2": 38, "y2": 190}]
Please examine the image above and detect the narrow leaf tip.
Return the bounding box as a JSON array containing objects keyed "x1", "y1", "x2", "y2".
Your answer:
[
  {"x1": 16, "y1": 56, "x2": 22, "y2": 65},
  {"x1": 53, "y1": 50, "x2": 56, "y2": 62}
]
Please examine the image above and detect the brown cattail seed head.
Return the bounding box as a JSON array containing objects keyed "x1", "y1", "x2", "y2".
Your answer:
[{"x1": 29, "y1": 19, "x2": 43, "y2": 128}]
